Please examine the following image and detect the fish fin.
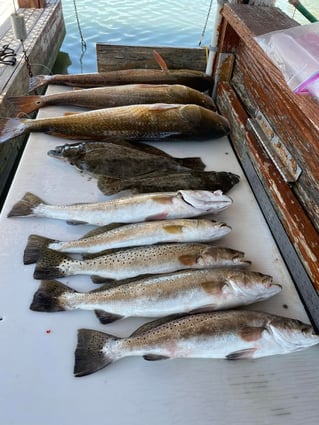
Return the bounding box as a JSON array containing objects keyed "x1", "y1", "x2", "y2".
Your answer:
[
  {"x1": 8, "y1": 95, "x2": 44, "y2": 114},
  {"x1": 63, "y1": 111, "x2": 83, "y2": 116},
  {"x1": 178, "y1": 254, "x2": 198, "y2": 266},
  {"x1": 7, "y1": 192, "x2": 45, "y2": 218},
  {"x1": 148, "y1": 103, "x2": 180, "y2": 111},
  {"x1": 152, "y1": 50, "x2": 169, "y2": 71},
  {"x1": 143, "y1": 354, "x2": 170, "y2": 361},
  {"x1": 226, "y1": 348, "x2": 256, "y2": 360},
  {"x1": 80, "y1": 223, "x2": 124, "y2": 239},
  {"x1": 29, "y1": 75, "x2": 51, "y2": 92},
  {"x1": 163, "y1": 224, "x2": 184, "y2": 234},
  {"x1": 34, "y1": 249, "x2": 70, "y2": 280},
  {"x1": 94, "y1": 310, "x2": 124, "y2": 324},
  {"x1": 66, "y1": 220, "x2": 89, "y2": 225},
  {"x1": 130, "y1": 314, "x2": 187, "y2": 337},
  {"x1": 174, "y1": 157, "x2": 206, "y2": 171},
  {"x1": 0, "y1": 117, "x2": 27, "y2": 143},
  {"x1": 74, "y1": 329, "x2": 120, "y2": 377},
  {"x1": 91, "y1": 275, "x2": 115, "y2": 284},
  {"x1": 97, "y1": 176, "x2": 124, "y2": 196},
  {"x1": 30, "y1": 279, "x2": 76, "y2": 312},
  {"x1": 189, "y1": 304, "x2": 217, "y2": 314},
  {"x1": 24, "y1": 234, "x2": 55, "y2": 264}
]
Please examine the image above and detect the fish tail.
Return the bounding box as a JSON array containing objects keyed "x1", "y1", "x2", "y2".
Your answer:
[
  {"x1": 8, "y1": 95, "x2": 44, "y2": 114},
  {"x1": 153, "y1": 50, "x2": 169, "y2": 71},
  {"x1": 97, "y1": 176, "x2": 125, "y2": 195},
  {"x1": 30, "y1": 280, "x2": 76, "y2": 312},
  {"x1": 34, "y1": 249, "x2": 71, "y2": 280},
  {"x1": 0, "y1": 117, "x2": 27, "y2": 143},
  {"x1": 23, "y1": 234, "x2": 55, "y2": 265},
  {"x1": 74, "y1": 329, "x2": 120, "y2": 377},
  {"x1": 7, "y1": 192, "x2": 45, "y2": 218},
  {"x1": 175, "y1": 157, "x2": 206, "y2": 171},
  {"x1": 29, "y1": 75, "x2": 51, "y2": 92}
]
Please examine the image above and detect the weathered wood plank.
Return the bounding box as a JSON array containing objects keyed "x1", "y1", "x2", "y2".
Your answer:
[
  {"x1": 96, "y1": 44, "x2": 207, "y2": 72},
  {"x1": 217, "y1": 81, "x2": 319, "y2": 290}
]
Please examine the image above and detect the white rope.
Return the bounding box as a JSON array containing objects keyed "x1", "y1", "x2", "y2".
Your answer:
[{"x1": 199, "y1": 0, "x2": 214, "y2": 46}]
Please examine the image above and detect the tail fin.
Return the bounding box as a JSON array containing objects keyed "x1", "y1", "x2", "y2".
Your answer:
[
  {"x1": 7, "y1": 192, "x2": 45, "y2": 218},
  {"x1": 97, "y1": 176, "x2": 125, "y2": 195},
  {"x1": 34, "y1": 249, "x2": 71, "y2": 280},
  {"x1": 30, "y1": 280, "x2": 76, "y2": 312},
  {"x1": 24, "y1": 234, "x2": 54, "y2": 264},
  {"x1": 8, "y1": 95, "x2": 44, "y2": 114},
  {"x1": 0, "y1": 117, "x2": 27, "y2": 143},
  {"x1": 174, "y1": 157, "x2": 205, "y2": 171},
  {"x1": 74, "y1": 329, "x2": 119, "y2": 377},
  {"x1": 29, "y1": 75, "x2": 51, "y2": 92},
  {"x1": 153, "y1": 50, "x2": 169, "y2": 71}
]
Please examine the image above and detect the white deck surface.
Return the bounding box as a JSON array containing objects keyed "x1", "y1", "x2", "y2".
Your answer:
[{"x1": 0, "y1": 86, "x2": 318, "y2": 425}]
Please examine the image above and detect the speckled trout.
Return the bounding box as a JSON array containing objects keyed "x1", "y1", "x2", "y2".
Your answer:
[
  {"x1": 0, "y1": 103, "x2": 229, "y2": 143},
  {"x1": 24, "y1": 218, "x2": 232, "y2": 264},
  {"x1": 8, "y1": 190, "x2": 232, "y2": 226},
  {"x1": 33, "y1": 243, "x2": 251, "y2": 281},
  {"x1": 9, "y1": 84, "x2": 216, "y2": 114},
  {"x1": 30, "y1": 269, "x2": 281, "y2": 323},
  {"x1": 74, "y1": 310, "x2": 319, "y2": 376}
]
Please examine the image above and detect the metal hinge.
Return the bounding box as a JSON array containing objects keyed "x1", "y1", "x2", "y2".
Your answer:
[{"x1": 247, "y1": 110, "x2": 302, "y2": 183}]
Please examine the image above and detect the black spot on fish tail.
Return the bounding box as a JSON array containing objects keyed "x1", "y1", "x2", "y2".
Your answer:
[
  {"x1": 24, "y1": 234, "x2": 55, "y2": 264},
  {"x1": 33, "y1": 249, "x2": 71, "y2": 280},
  {"x1": 7, "y1": 192, "x2": 45, "y2": 218},
  {"x1": 94, "y1": 310, "x2": 124, "y2": 324},
  {"x1": 74, "y1": 329, "x2": 119, "y2": 377},
  {"x1": 30, "y1": 280, "x2": 76, "y2": 312}
]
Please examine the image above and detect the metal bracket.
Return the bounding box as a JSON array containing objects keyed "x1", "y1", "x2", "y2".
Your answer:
[{"x1": 247, "y1": 111, "x2": 302, "y2": 183}]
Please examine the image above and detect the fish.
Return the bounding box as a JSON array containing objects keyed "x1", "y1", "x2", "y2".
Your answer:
[
  {"x1": 47, "y1": 140, "x2": 206, "y2": 178},
  {"x1": 23, "y1": 218, "x2": 232, "y2": 264},
  {"x1": 30, "y1": 269, "x2": 281, "y2": 323},
  {"x1": 7, "y1": 190, "x2": 232, "y2": 226},
  {"x1": 0, "y1": 103, "x2": 230, "y2": 144},
  {"x1": 33, "y1": 243, "x2": 251, "y2": 281},
  {"x1": 28, "y1": 70, "x2": 213, "y2": 92},
  {"x1": 97, "y1": 170, "x2": 240, "y2": 195},
  {"x1": 73, "y1": 309, "x2": 319, "y2": 376},
  {"x1": 8, "y1": 84, "x2": 216, "y2": 115}
]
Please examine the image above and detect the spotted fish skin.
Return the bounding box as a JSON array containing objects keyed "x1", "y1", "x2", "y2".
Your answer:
[
  {"x1": 74, "y1": 310, "x2": 319, "y2": 376},
  {"x1": 30, "y1": 269, "x2": 281, "y2": 324},
  {"x1": 8, "y1": 190, "x2": 232, "y2": 226},
  {"x1": 33, "y1": 243, "x2": 251, "y2": 281}
]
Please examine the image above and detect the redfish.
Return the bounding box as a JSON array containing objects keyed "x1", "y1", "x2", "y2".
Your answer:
[
  {"x1": 9, "y1": 84, "x2": 216, "y2": 115},
  {"x1": 30, "y1": 269, "x2": 281, "y2": 323},
  {"x1": 8, "y1": 190, "x2": 232, "y2": 226},
  {"x1": 74, "y1": 310, "x2": 319, "y2": 376},
  {"x1": 0, "y1": 103, "x2": 230, "y2": 143}
]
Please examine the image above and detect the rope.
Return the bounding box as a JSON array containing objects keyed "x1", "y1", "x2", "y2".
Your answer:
[
  {"x1": 288, "y1": 0, "x2": 318, "y2": 23},
  {"x1": 72, "y1": 0, "x2": 87, "y2": 57},
  {"x1": 199, "y1": 0, "x2": 214, "y2": 47}
]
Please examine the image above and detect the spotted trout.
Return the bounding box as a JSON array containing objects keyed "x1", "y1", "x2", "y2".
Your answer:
[
  {"x1": 9, "y1": 84, "x2": 216, "y2": 115},
  {"x1": 28, "y1": 70, "x2": 213, "y2": 92},
  {"x1": 97, "y1": 170, "x2": 240, "y2": 195},
  {"x1": 48, "y1": 140, "x2": 206, "y2": 178},
  {"x1": 0, "y1": 104, "x2": 230, "y2": 143},
  {"x1": 33, "y1": 243, "x2": 250, "y2": 281},
  {"x1": 24, "y1": 219, "x2": 231, "y2": 264},
  {"x1": 74, "y1": 310, "x2": 319, "y2": 376},
  {"x1": 30, "y1": 269, "x2": 281, "y2": 323},
  {"x1": 8, "y1": 190, "x2": 232, "y2": 226}
]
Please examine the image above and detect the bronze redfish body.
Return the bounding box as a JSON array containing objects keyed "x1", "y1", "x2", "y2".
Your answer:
[
  {"x1": 98, "y1": 170, "x2": 240, "y2": 195},
  {"x1": 74, "y1": 310, "x2": 319, "y2": 376},
  {"x1": 33, "y1": 243, "x2": 251, "y2": 281},
  {"x1": 0, "y1": 104, "x2": 230, "y2": 143},
  {"x1": 9, "y1": 84, "x2": 216, "y2": 114},
  {"x1": 29, "y1": 70, "x2": 213, "y2": 92}
]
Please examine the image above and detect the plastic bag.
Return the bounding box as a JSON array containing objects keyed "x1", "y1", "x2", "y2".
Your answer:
[{"x1": 255, "y1": 22, "x2": 319, "y2": 100}]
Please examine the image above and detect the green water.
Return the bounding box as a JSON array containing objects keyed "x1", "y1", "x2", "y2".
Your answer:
[{"x1": 55, "y1": 0, "x2": 319, "y2": 74}]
